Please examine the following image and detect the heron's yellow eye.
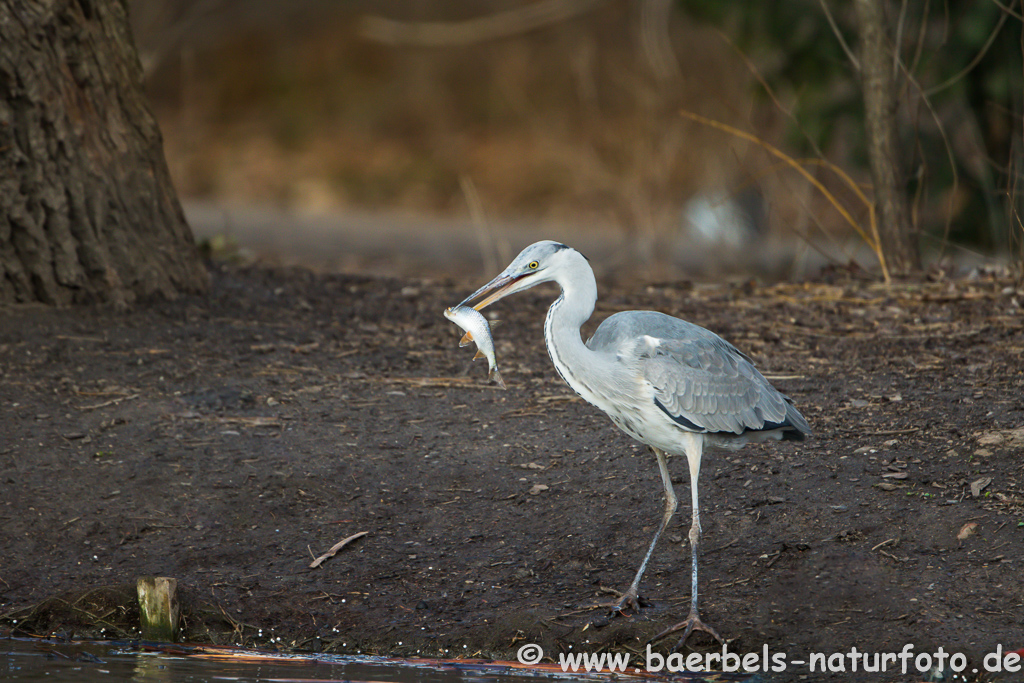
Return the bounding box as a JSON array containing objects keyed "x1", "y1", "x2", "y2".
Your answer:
[{"x1": 528, "y1": 261, "x2": 539, "y2": 269}]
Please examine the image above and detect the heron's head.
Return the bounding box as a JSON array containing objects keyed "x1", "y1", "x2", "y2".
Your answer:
[{"x1": 459, "y1": 241, "x2": 585, "y2": 311}]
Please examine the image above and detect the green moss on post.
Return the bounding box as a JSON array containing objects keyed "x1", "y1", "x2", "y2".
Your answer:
[{"x1": 137, "y1": 576, "x2": 179, "y2": 642}]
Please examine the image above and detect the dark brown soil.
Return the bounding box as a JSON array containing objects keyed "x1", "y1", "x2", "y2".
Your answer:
[{"x1": 2, "y1": 262, "x2": 1023, "y2": 680}]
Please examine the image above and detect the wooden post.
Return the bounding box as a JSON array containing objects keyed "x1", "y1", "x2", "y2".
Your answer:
[{"x1": 137, "y1": 576, "x2": 179, "y2": 642}]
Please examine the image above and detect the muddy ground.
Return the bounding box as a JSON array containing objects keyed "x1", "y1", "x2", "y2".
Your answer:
[{"x1": 1, "y1": 261, "x2": 1023, "y2": 681}]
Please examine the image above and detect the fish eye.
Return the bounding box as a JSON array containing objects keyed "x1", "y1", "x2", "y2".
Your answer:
[{"x1": 528, "y1": 261, "x2": 539, "y2": 269}]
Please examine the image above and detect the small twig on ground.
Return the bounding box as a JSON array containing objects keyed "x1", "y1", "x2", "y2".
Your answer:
[
  {"x1": 213, "y1": 416, "x2": 281, "y2": 428},
  {"x1": 218, "y1": 604, "x2": 245, "y2": 642},
  {"x1": 706, "y1": 538, "x2": 739, "y2": 554},
  {"x1": 309, "y1": 531, "x2": 369, "y2": 568},
  {"x1": 836, "y1": 427, "x2": 919, "y2": 437},
  {"x1": 879, "y1": 549, "x2": 908, "y2": 562},
  {"x1": 381, "y1": 377, "x2": 500, "y2": 389},
  {"x1": 711, "y1": 576, "x2": 752, "y2": 588},
  {"x1": 52, "y1": 597, "x2": 131, "y2": 636},
  {"x1": 871, "y1": 538, "x2": 897, "y2": 551},
  {"x1": 77, "y1": 394, "x2": 140, "y2": 411}
]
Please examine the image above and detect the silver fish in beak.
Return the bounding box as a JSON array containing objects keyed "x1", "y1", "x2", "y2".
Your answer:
[{"x1": 443, "y1": 306, "x2": 506, "y2": 389}]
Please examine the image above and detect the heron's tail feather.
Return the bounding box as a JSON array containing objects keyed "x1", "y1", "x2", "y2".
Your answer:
[{"x1": 780, "y1": 398, "x2": 812, "y2": 440}]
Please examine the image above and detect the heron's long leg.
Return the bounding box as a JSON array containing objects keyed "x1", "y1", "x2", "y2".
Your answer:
[
  {"x1": 687, "y1": 437, "x2": 702, "y2": 617},
  {"x1": 650, "y1": 434, "x2": 723, "y2": 646},
  {"x1": 611, "y1": 446, "x2": 677, "y2": 613}
]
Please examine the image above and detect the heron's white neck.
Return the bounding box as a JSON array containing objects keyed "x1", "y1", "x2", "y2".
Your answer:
[{"x1": 543, "y1": 251, "x2": 614, "y2": 404}]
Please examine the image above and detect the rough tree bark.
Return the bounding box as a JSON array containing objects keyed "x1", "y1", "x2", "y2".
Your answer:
[
  {"x1": 853, "y1": 0, "x2": 920, "y2": 272},
  {"x1": 0, "y1": 0, "x2": 207, "y2": 305}
]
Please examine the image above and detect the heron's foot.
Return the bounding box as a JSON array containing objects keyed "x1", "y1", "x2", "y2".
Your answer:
[
  {"x1": 610, "y1": 587, "x2": 641, "y2": 615},
  {"x1": 650, "y1": 610, "x2": 724, "y2": 649},
  {"x1": 590, "y1": 586, "x2": 648, "y2": 616}
]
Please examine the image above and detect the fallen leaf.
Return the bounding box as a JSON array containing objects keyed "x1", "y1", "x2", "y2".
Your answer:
[
  {"x1": 995, "y1": 493, "x2": 1024, "y2": 505},
  {"x1": 970, "y1": 477, "x2": 992, "y2": 498},
  {"x1": 882, "y1": 472, "x2": 908, "y2": 479},
  {"x1": 957, "y1": 522, "x2": 978, "y2": 540},
  {"x1": 976, "y1": 432, "x2": 1005, "y2": 447},
  {"x1": 1006, "y1": 428, "x2": 1024, "y2": 447},
  {"x1": 528, "y1": 484, "x2": 549, "y2": 495}
]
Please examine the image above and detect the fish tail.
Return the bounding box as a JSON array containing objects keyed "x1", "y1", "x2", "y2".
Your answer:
[{"x1": 489, "y1": 367, "x2": 507, "y2": 389}]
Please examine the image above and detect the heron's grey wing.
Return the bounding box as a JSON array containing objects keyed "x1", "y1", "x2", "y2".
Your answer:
[{"x1": 640, "y1": 335, "x2": 792, "y2": 435}]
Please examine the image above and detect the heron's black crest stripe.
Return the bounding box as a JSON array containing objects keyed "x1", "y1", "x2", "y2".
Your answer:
[
  {"x1": 654, "y1": 397, "x2": 704, "y2": 432},
  {"x1": 553, "y1": 241, "x2": 590, "y2": 262}
]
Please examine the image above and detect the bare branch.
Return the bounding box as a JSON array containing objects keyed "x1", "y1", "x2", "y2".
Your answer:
[
  {"x1": 818, "y1": 0, "x2": 860, "y2": 71},
  {"x1": 925, "y1": 1, "x2": 1014, "y2": 96},
  {"x1": 907, "y1": 0, "x2": 930, "y2": 75},
  {"x1": 896, "y1": 58, "x2": 959, "y2": 260},
  {"x1": 712, "y1": 28, "x2": 828, "y2": 159},
  {"x1": 989, "y1": 0, "x2": 1024, "y2": 21},
  {"x1": 893, "y1": 0, "x2": 908, "y2": 77}
]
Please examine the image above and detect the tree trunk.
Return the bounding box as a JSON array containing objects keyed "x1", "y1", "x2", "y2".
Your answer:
[
  {"x1": 853, "y1": 0, "x2": 920, "y2": 273},
  {"x1": 0, "y1": 0, "x2": 207, "y2": 306}
]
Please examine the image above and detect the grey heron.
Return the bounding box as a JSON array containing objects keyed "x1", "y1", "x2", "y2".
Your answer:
[{"x1": 457, "y1": 240, "x2": 811, "y2": 647}]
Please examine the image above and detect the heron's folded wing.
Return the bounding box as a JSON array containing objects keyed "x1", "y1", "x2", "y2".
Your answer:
[{"x1": 641, "y1": 336, "x2": 790, "y2": 435}]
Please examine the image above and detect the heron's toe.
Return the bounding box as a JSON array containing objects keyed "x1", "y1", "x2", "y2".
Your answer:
[
  {"x1": 586, "y1": 587, "x2": 649, "y2": 616},
  {"x1": 650, "y1": 611, "x2": 724, "y2": 649},
  {"x1": 612, "y1": 594, "x2": 640, "y2": 615}
]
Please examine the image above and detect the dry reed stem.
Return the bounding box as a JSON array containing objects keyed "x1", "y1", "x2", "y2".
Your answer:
[{"x1": 679, "y1": 109, "x2": 891, "y2": 283}]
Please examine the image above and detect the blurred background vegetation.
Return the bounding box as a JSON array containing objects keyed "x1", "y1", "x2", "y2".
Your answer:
[{"x1": 131, "y1": 0, "x2": 1024, "y2": 277}]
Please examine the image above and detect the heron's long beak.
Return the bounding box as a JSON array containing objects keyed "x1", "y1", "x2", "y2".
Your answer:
[{"x1": 458, "y1": 271, "x2": 529, "y2": 311}]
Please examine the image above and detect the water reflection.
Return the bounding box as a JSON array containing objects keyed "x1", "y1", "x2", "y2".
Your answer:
[{"x1": 2, "y1": 637, "x2": 755, "y2": 682}]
